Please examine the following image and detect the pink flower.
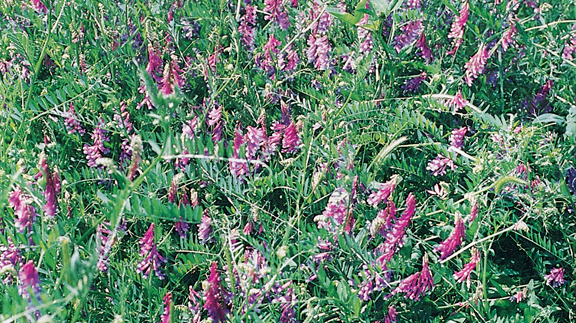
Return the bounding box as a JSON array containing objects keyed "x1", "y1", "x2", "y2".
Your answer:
[
  {"x1": 415, "y1": 33, "x2": 432, "y2": 62},
  {"x1": 501, "y1": 23, "x2": 517, "y2": 52},
  {"x1": 427, "y1": 154, "x2": 456, "y2": 176},
  {"x1": 31, "y1": 0, "x2": 48, "y2": 13},
  {"x1": 307, "y1": 34, "x2": 330, "y2": 70},
  {"x1": 19, "y1": 260, "x2": 41, "y2": 297},
  {"x1": 446, "y1": 90, "x2": 469, "y2": 112},
  {"x1": 0, "y1": 237, "x2": 22, "y2": 283},
  {"x1": 159, "y1": 292, "x2": 172, "y2": 323},
  {"x1": 468, "y1": 203, "x2": 478, "y2": 222},
  {"x1": 378, "y1": 193, "x2": 416, "y2": 264},
  {"x1": 391, "y1": 254, "x2": 433, "y2": 301},
  {"x1": 136, "y1": 223, "x2": 167, "y2": 280},
  {"x1": 282, "y1": 121, "x2": 301, "y2": 153},
  {"x1": 453, "y1": 247, "x2": 479, "y2": 288},
  {"x1": 239, "y1": 5, "x2": 257, "y2": 50},
  {"x1": 544, "y1": 267, "x2": 565, "y2": 287},
  {"x1": 402, "y1": 72, "x2": 427, "y2": 93},
  {"x1": 450, "y1": 127, "x2": 467, "y2": 149},
  {"x1": 146, "y1": 43, "x2": 164, "y2": 83},
  {"x1": 315, "y1": 188, "x2": 353, "y2": 233},
  {"x1": 562, "y1": 37, "x2": 576, "y2": 59},
  {"x1": 160, "y1": 55, "x2": 184, "y2": 95},
  {"x1": 40, "y1": 154, "x2": 60, "y2": 218},
  {"x1": 436, "y1": 214, "x2": 466, "y2": 260},
  {"x1": 9, "y1": 187, "x2": 38, "y2": 233},
  {"x1": 198, "y1": 210, "x2": 213, "y2": 244},
  {"x1": 264, "y1": 0, "x2": 290, "y2": 30},
  {"x1": 464, "y1": 43, "x2": 490, "y2": 86},
  {"x1": 358, "y1": 15, "x2": 373, "y2": 57},
  {"x1": 367, "y1": 175, "x2": 399, "y2": 207},
  {"x1": 447, "y1": 2, "x2": 469, "y2": 54},
  {"x1": 204, "y1": 262, "x2": 227, "y2": 322},
  {"x1": 394, "y1": 20, "x2": 423, "y2": 53},
  {"x1": 83, "y1": 118, "x2": 110, "y2": 167},
  {"x1": 384, "y1": 306, "x2": 397, "y2": 323},
  {"x1": 64, "y1": 103, "x2": 85, "y2": 135},
  {"x1": 230, "y1": 126, "x2": 249, "y2": 177},
  {"x1": 96, "y1": 222, "x2": 116, "y2": 273},
  {"x1": 281, "y1": 46, "x2": 300, "y2": 72}
]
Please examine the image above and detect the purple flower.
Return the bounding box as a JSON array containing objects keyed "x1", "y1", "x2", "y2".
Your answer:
[
  {"x1": 435, "y1": 213, "x2": 466, "y2": 260},
  {"x1": 159, "y1": 292, "x2": 172, "y2": 323},
  {"x1": 469, "y1": 203, "x2": 478, "y2": 223},
  {"x1": 314, "y1": 188, "x2": 353, "y2": 233},
  {"x1": 230, "y1": 126, "x2": 249, "y2": 177},
  {"x1": 307, "y1": 34, "x2": 330, "y2": 70},
  {"x1": 282, "y1": 121, "x2": 301, "y2": 153},
  {"x1": 415, "y1": 33, "x2": 432, "y2": 62},
  {"x1": 40, "y1": 154, "x2": 60, "y2": 218},
  {"x1": 371, "y1": 201, "x2": 397, "y2": 237},
  {"x1": 239, "y1": 5, "x2": 257, "y2": 50},
  {"x1": 358, "y1": 15, "x2": 373, "y2": 57},
  {"x1": 189, "y1": 286, "x2": 202, "y2": 321},
  {"x1": 128, "y1": 135, "x2": 143, "y2": 181},
  {"x1": 136, "y1": 223, "x2": 167, "y2": 280},
  {"x1": 501, "y1": 22, "x2": 517, "y2": 52},
  {"x1": 146, "y1": 43, "x2": 164, "y2": 83},
  {"x1": 405, "y1": 0, "x2": 421, "y2": 9},
  {"x1": 446, "y1": 90, "x2": 469, "y2": 112},
  {"x1": 427, "y1": 154, "x2": 456, "y2": 176},
  {"x1": 83, "y1": 118, "x2": 110, "y2": 168},
  {"x1": 384, "y1": 306, "x2": 397, "y2": 323},
  {"x1": 264, "y1": 0, "x2": 290, "y2": 30},
  {"x1": 524, "y1": 80, "x2": 553, "y2": 116},
  {"x1": 562, "y1": 37, "x2": 576, "y2": 59},
  {"x1": 394, "y1": 20, "x2": 423, "y2": 53},
  {"x1": 447, "y1": 2, "x2": 469, "y2": 55},
  {"x1": 378, "y1": 193, "x2": 416, "y2": 264},
  {"x1": 453, "y1": 247, "x2": 479, "y2": 288},
  {"x1": 367, "y1": 175, "x2": 399, "y2": 207},
  {"x1": 246, "y1": 126, "x2": 265, "y2": 160},
  {"x1": 64, "y1": 103, "x2": 85, "y2": 135},
  {"x1": 464, "y1": 43, "x2": 490, "y2": 86},
  {"x1": 450, "y1": 127, "x2": 467, "y2": 149},
  {"x1": 160, "y1": 55, "x2": 184, "y2": 95},
  {"x1": 9, "y1": 187, "x2": 38, "y2": 233},
  {"x1": 96, "y1": 222, "x2": 117, "y2": 273},
  {"x1": 0, "y1": 237, "x2": 22, "y2": 283},
  {"x1": 19, "y1": 261, "x2": 42, "y2": 320},
  {"x1": 31, "y1": 0, "x2": 48, "y2": 13},
  {"x1": 280, "y1": 45, "x2": 300, "y2": 72},
  {"x1": 390, "y1": 254, "x2": 433, "y2": 301},
  {"x1": 544, "y1": 267, "x2": 565, "y2": 288},
  {"x1": 402, "y1": 72, "x2": 427, "y2": 93},
  {"x1": 204, "y1": 262, "x2": 227, "y2": 322},
  {"x1": 198, "y1": 210, "x2": 213, "y2": 244}
]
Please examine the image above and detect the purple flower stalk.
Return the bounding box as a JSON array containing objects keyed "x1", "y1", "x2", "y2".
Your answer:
[
  {"x1": 315, "y1": 188, "x2": 354, "y2": 233},
  {"x1": 136, "y1": 223, "x2": 167, "y2": 280},
  {"x1": 394, "y1": 20, "x2": 423, "y2": 53},
  {"x1": 9, "y1": 187, "x2": 38, "y2": 233},
  {"x1": 464, "y1": 43, "x2": 490, "y2": 86},
  {"x1": 415, "y1": 33, "x2": 432, "y2": 62},
  {"x1": 146, "y1": 43, "x2": 164, "y2": 83},
  {"x1": 450, "y1": 127, "x2": 467, "y2": 149},
  {"x1": 469, "y1": 203, "x2": 478, "y2": 223},
  {"x1": 160, "y1": 55, "x2": 184, "y2": 95},
  {"x1": 40, "y1": 154, "x2": 60, "y2": 218},
  {"x1": 83, "y1": 119, "x2": 110, "y2": 168},
  {"x1": 384, "y1": 306, "x2": 398, "y2": 323},
  {"x1": 367, "y1": 175, "x2": 399, "y2": 207},
  {"x1": 19, "y1": 260, "x2": 43, "y2": 319},
  {"x1": 281, "y1": 46, "x2": 300, "y2": 72},
  {"x1": 31, "y1": 0, "x2": 48, "y2": 13},
  {"x1": 65, "y1": 103, "x2": 85, "y2": 135},
  {"x1": 447, "y1": 2, "x2": 469, "y2": 55},
  {"x1": 358, "y1": 15, "x2": 373, "y2": 57},
  {"x1": 239, "y1": 5, "x2": 257, "y2": 50},
  {"x1": 230, "y1": 126, "x2": 249, "y2": 177},
  {"x1": 435, "y1": 213, "x2": 466, "y2": 260},
  {"x1": 159, "y1": 292, "x2": 172, "y2": 323},
  {"x1": 189, "y1": 286, "x2": 202, "y2": 321},
  {"x1": 307, "y1": 34, "x2": 330, "y2": 70},
  {"x1": 96, "y1": 222, "x2": 116, "y2": 273},
  {"x1": 198, "y1": 210, "x2": 213, "y2": 244},
  {"x1": 544, "y1": 267, "x2": 565, "y2": 288},
  {"x1": 446, "y1": 90, "x2": 469, "y2": 112},
  {"x1": 405, "y1": 0, "x2": 421, "y2": 9},
  {"x1": 371, "y1": 201, "x2": 397, "y2": 237},
  {"x1": 453, "y1": 247, "x2": 479, "y2": 288},
  {"x1": 501, "y1": 23, "x2": 517, "y2": 52},
  {"x1": 0, "y1": 237, "x2": 22, "y2": 283},
  {"x1": 427, "y1": 154, "x2": 456, "y2": 176},
  {"x1": 562, "y1": 37, "x2": 576, "y2": 59},
  {"x1": 264, "y1": 0, "x2": 290, "y2": 30},
  {"x1": 204, "y1": 262, "x2": 227, "y2": 322},
  {"x1": 378, "y1": 193, "x2": 416, "y2": 264},
  {"x1": 390, "y1": 254, "x2": 433, "y2": 301},
  {"x1": 282, "y1": 121, "x2": 301, "y2": 153},
  {"x1": 402, "y1": 72, "x2": 427, "y2": 93}
]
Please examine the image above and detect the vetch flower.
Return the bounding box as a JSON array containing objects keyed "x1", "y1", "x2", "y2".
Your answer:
[
  {"x1": 450, "y1": 127, "x2": 467, "y2": 149},
  {"x1": 464, "y1": 43, "x2": 490, "y2": 86},
  {"x1": 198, "y1": 210, "x2": 213, "y2": 244},
  {"x1": 446, "y1": 90, "x2": 469, "y2": 112},
  {"x1": 501, "y1": 22, "x2": 517, "y2": 52},
  {"x1": 453, "y1": 247, "x2": 479, "y2": 288},
  {"x1": 64, "y1": 103, "x2": 85, "y2": 135},
  {"x1": 390, "y1": 254, "x2": 433, "y2": 301},
  {"x1": 415, "y1": 33, "x2": 432, "y2": 62},
  {"x1": 40, "y1": 153, "x2": 60, "y2": 218},
  {"x1": 384, "y1": 306, "x2": 397, "y2": 323},
  {"x1": 128, "y1": 135, "x2": 143, "y2": 181},
  {"x1": 230, "y1": 126, "x2": 249, "y2": 177},
  {"x1": 146, "y1": 43, "x2": 164, "y2": 83},
  {"x1": 447, "y1": 2, "x2": 469, "y2": 54},
  {"x1": 83, "y1": 118, "x2": 110, "y2": 168},
  {"x1": 9, "y1": 187, "x2": 38, "y2": 233},
  {"x1": 314, "y1": 188, "x2": 354, "y2": 233},
  {"x1": 367, "y1": 175, "x2": 399, "y2": 207},
  {"x1": 378, "y1": 193, "x2": 416, "y2": 264},
  {"x1": 136, "y1": 223, "x2": 167, "y2": 280},
  {"x1": 160, "y1": 55, "x2": 184, "y2": 95},
  {"x1": 0, "y1": 237, "x2": 22, "y2": 283},
  {"x1": 96, "y1": 222, "x2": 116, "y2": 273},
  {"x1": 436, "y1": 213, "x2": 466, "y2": 260},
  {"x1": 239, "y1": 5, "x2": 257, "y2": 50},
  {"x1": 358, "y1": 15, "x2": 373, "y2": 57},
  {"x1": 307, "y1": 34, "x2": 330, "y2": 70},
  {"x1": 402, "y1": 72, "x2": 427, "y2": 93},
  {"x1": 562, "y1": 37, "x2": 576, "y2": 59},
  {"x1": 31, "y1": 0, "x2": 48, "y2": 14},
  {"x1": 159, "y1": 292, "x2": 172, "y2": 323},
  {"x1": 544, "y1": 267, "x2": 565, "y2": 288},
  {"x1": 19, "y1": 260, "x2": 42, "y2": 319},
  {"x1": 264, "y1": 0, "x2": 290, "y2": 30},
  {"x1": 394, "y1": 20, "x2": 423, "y2": 53},
  {"x1": 427, "y1": 154, "x2": 456, "y2": 176},
  {"x1": 204, "y1": 262, "x2": 227, "y2": 322}
]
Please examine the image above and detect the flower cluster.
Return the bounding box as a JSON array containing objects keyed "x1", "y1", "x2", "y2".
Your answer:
[
  {"x1": 9, "y1": 187, "x2": 38, "y2": 233},
  {"x1": 64, "y1": 103, "x2": 85, "y2": 135},
  {"x1": 390, "y1": 255, "x2": 434, "y2": 301},
  {"x1": 447, "y1": 2, "x2": 469, "y2": 54},
  {"x1": 544, "y1": 267, "x2": 565, "y2": 288},
  {"x1": 39, "y1": 154, "x2": 60, "y2": 218},
  {"x1": 435, "y1": 213, "x2": 466, "y2": 260},
  {"x1": 136, "y1": 223, "x2": 167, "y2": 280},
  {"x1": 464, "y1": 43, "x2": 490, "y2": 86},
  {"x1": 83, "y1": 119, "x2": 110, "y2": 168},
  {"x1": 427, "y1": 154, "x2": 457, "y2": 176},
  {"x1": 453, "y1": 247, "x2": 479, "y2": 288}
]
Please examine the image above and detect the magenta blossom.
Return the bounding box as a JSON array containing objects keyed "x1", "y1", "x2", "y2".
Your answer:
[
  {"x1": 450, "y1": 127, "x2": 467, "y2": 149},
  {"x1": 198, "y1": 210, "x2": 213, "y2": 244},
  {"x1": 435, "y1": 213, "x2": 466, "y2": 260},
  {"x1": 146, "y1": 43, "x2": 164, "y2": 83},
  {"x1": 264, "y1": 0, "x2": 289, "y2": 30},
  {"x1": 83, "y1": 118, "x2": 110, "y2": 168},
  {"x1": 9, "y1": 187, "x2": 38, "y2": 233},
  {"x1": 378, "y1": 193, "x2": 416, "y2": 264},
  {"x1": 453, "y1": 247, "x2": 479, "y2": 288},
  {"x1": 427, "y1": 154, "x2": 457, "y2": 176},
  {"x1": 501, "y1": 22, "x2": 517, "y2": 52},
  {"x1": 307, "y1": 34, "x2": 330, "y2": 70},
  {"x1": 204, "y1": 262, "x2": 227, "y2": 322},
  {"x1": 394, "y1": 20, "x2": 423, "y2": 53},
  {"x1": 390, "y1": 254, "x2": 434, "y2": 301},
  {"x1": 19, "y1": 260, "x2": 42, "y2": 319},
  {"x1": 447, "y1": 2, "x2": 469, "y2": 54},
  {"x1": 136, "y1": 223, "x2": 167, "y2": 280},
  {"x1": 0, "y1": 237, "x2": 22, "y2": 283},
  {"x1": 159, "y1": 292, "x2": 172, "y2": 323},
  {"x1": 446, "y1": 90, "x2": 469, "y2": 112},
  {"x1": 367, "y1": 175, "x2": 399, "y2": 207},
  {"x1": 40, "y1": 154, "x2": 60, "y2": 218},
  {"x1": 464, "y1": 43, "x2": 490, "y2": 86},
  {"x1": 544, "y1": 267, "x2": 565, "y2": 288},
  {"x1": 65, "y1": 103, "x2": 85, "y2": 135},
  {"x1": 239, "y1": 5, "x2": 257, "y2": 50},
  {"x1": 31, "y1": 0, "x2": 48, "y2": 13},
  {"x1": 160, "y1": 55, "x2": 184, "y2": 95},
  {"x1": 415, "y1": 33, "x2": 432, "y2": 62}
]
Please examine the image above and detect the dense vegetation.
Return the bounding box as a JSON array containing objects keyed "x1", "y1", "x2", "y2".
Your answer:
[{"x1": 1, "y1": 0, "x2": 575, "y2": 321}]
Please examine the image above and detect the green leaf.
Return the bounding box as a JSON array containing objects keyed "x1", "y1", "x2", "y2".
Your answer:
[{"x1": 532, "y1": 113, "x2": 565, "y2": 125}]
